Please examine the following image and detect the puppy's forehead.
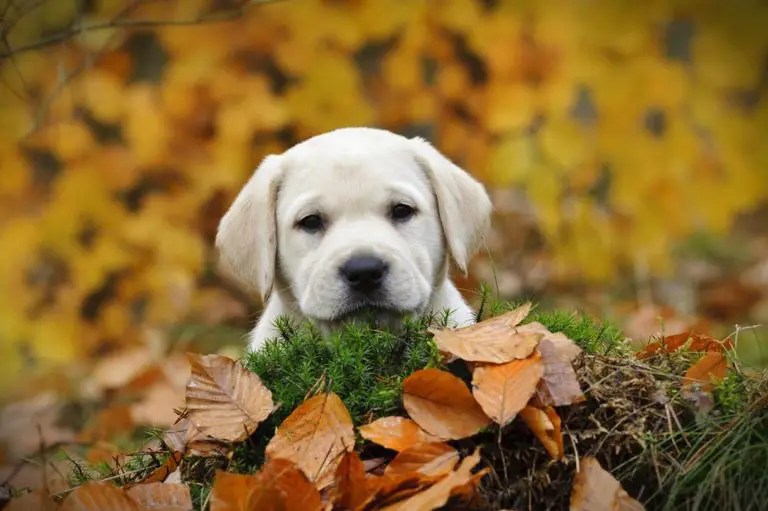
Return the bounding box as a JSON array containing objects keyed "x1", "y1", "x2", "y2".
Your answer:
[{"x1": 278, "y1": 146, "x2": 433, "y2": 214}]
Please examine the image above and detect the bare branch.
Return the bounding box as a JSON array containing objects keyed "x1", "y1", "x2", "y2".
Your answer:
[{"x1": 0, "y1": 0, "x2": 281, "y2": 59}]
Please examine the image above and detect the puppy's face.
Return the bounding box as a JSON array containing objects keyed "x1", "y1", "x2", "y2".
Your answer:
[
  {"x1": 216, "y1": 128, "x2": 492, "y2": 328},
  {"x1": 276, "y1": 151, "x2": 443, "y2": 324}
]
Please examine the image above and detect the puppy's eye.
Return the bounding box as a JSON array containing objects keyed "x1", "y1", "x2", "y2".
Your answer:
[
  {"x1": 390, "y1": 203, "x2": 416, "y2": 222},
  {"x1": 297, "y1": 214, "x2": 324, "y2": 233}
]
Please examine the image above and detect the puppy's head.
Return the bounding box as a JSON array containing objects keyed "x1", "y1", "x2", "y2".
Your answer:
[{"x1": 216, "y1": 128, "x2": 491, "y2": 325}]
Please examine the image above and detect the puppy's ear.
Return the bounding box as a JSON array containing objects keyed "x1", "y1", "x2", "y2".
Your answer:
[
  {"x1": 215, "y1": 155, "x2": 283, "y2": 301},
  {"x1": 410, "y1": 137, "x2": 492, "y2": 274}
]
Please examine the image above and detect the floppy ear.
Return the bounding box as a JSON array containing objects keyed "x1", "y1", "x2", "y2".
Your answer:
[
  {"x1": 410, "y1": 137, "x2": 493, "y2": 274},
  {"x1": 215, "y1": 155, "x2": 283, "y2": 301}
]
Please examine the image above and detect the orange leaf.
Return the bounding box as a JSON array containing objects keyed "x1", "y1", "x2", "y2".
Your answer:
[
  {"x1": 257, "y1": 458, "x2": 322, "y2": 511},
  {"x1": 185, "y1": 353, "x2": 276, "y2": 442},
  {"x1": 683, "y1": 352, "x2": 728, "y2": 391},
  {"x1": 570, "y1": 457, "x2": 645, "y2": 511},
  {"x1": 60, "y1": 481, "x2": 137, "y2": 511},
  {"x1": 636, "y1": 330, "x2": 732, "y2": 360},
  {"x1": 77, "y1": 404, "x2": 135, "y2": 443},
  {"x1": 402, "y1": 369, "x2": 490, "y2": 439},
  {"x1": 265, "y1": 392, "x2": 355, "y2": 490},
  {"x1": 125, "y1": 483, "x2": 193, "y2": 510},
  {"x1": 209, "y1": 471, "x2": 282, "y2": 511},
  {"x1": 332, "y1": 451, "x2": 368, "y2": 510},
  {"x1": 6, "y1": 491, "x2": 57, "y2": 511},
  {"x1": 385, "y1": 442, "x2": 460, "y2": 477},
  {"x1": 429, "y1": 303, "x2": 542, "y2": 363},
  {"x1": 519, "y1": 406, "x2": 564, "y2": 460},
  {"x1": 164, "y1": 418, "x2": 229, "y2": 457},
  {"x1": 359, "y1": 416, "x2": 442, "y2": 452},
  {"x1": 533, "y1": 338, "x2": 585, "y2": 407},
  {"x1": 472, "y1": 352, "x2": 544, "y2": 425},
  {"x1": 127, "y1": 451, "x2": 183, "y2": 486},
  {"x1": 380, "y1": 449, "x2": 487, "y2": 511},
  {"x1": 516, "y1": 321, "x2": 582, "y2": 362}
]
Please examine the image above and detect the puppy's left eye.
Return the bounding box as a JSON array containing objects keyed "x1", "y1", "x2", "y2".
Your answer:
[{"x1": 390, "y1": 203, "x2": 416, "y2": 222}]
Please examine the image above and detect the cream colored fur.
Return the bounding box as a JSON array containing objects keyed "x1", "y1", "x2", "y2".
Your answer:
[{"x1": 216, "y1": 127, "x2": 492, "y2": 351}]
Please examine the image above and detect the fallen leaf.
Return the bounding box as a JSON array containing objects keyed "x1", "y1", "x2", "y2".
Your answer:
[
  {"x1": 0, "y1": 392, "x2": 75, "y2": 461},
  {"x1": 163, "y1": 419, "x2": 229, "y2": 457},
  {"x1": 127, "y1": 451, "x2": 183, "y2": 486},
  {"x1": 125, "y1": 483, "x2": 193, "y2": 510},
  {"x1": 6, "y1": 491, "x2": 58, "y2": 511},
  {"x1": 90, "y1": 347, "x2": 155, "y2": 391},
  {"x1": 636, "y1": 331, "x2": 732, "y2": 360},
  {"x1": 402, "y1": 369, "x2": 490, "y2": 439},
  {"x1": 60, "y1": 481, "x2": 137, "y2": 511},
  {"x1": 359, "y1": 416, "x2": 442, "y2": 452},
  {"x1": 77, "y1": 404, "x2": 135, "y2": 443},
  {"x1": 472, "y1": 352, "x2": 544, "y2": 425},
  {"x1": 683, "y1": 352, "x2": 728, "y2": 391},
  {"x1": 209, "y1": 471, "x2": 283, "y2": 511},
  {"x1": 360, "y1": 472, "x2": 443, "y2": 509},
  {"x1": 381, "y1": 449, "x2": 487, "y2": 510},
  {"x1": 130, "y1": 381, "x2": 185, "y2": 427},
  {"x1": 516, "y1": 321, "x2": 582, "y2": 362},
  {"x1": 265, "y1": 392, "x2": 355, "y2": 489},
  {"x1": 533, "y1": 338, "x2": 584, "y2": 407},
  {"x1": 570, "y1": 457, "x2": 645, "y2": 511},
  {"x1": 257, "y1": 458, "x2": 322, "y2": 511},
  {"x1": 332, "y1": 451, "x2": 368, "y2": 510},
  {"x1": 386, "y1": 442, "x2": 460, "y2": 477},
  {"x1": 429, "y1": 303, "x2": 541, "y2": 363},
  {"x1": 519, "y1": 406, "x2": 564, "y2": 460},
  {"x1": 185, "y1": 353, "x2": 276, "y2": 442}
]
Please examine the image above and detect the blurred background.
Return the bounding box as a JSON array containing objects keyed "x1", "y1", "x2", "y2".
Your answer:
[{"x1": 2, "y1": 0, "x2": 768, "y2": 403}]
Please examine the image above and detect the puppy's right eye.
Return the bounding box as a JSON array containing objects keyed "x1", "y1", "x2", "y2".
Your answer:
[{"x1": 297, "y1": 214, "x2": 324, "y2": 233}]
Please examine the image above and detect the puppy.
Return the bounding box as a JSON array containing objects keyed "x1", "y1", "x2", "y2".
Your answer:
[{"x1": 215, "y1": 127, "x2": 492, "y2": 351}]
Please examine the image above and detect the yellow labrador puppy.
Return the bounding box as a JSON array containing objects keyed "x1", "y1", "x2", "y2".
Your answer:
[{"x1": 216, "y1": 127, "x2": 492, "y2": 351}]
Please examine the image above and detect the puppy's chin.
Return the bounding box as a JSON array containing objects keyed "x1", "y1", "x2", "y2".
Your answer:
[{"x1": 314, "y1": 303, "x2": 416, "y2": 332}]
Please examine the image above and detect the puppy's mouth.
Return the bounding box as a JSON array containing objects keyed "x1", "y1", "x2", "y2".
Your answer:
[{"x1": 327, "y1": 302, "x2": 410, "y2": 326}]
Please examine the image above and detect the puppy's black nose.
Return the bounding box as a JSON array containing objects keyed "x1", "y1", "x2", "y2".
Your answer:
[{"x1": 341, "y1": 256, "x2": 388, "y2": 293}]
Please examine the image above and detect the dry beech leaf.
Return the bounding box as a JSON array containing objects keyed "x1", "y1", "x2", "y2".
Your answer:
[
  {"x1": 533, "y1": 338, "x2": 585, "y2": 407},
  {"x1": 77, "y1": 404, "x2": 134, "y2": 443},
  {"x1": 332, "y1": 451, "x2": 368, "y2": 510},
  {"x1": 127, "y1": 451, "x2": 183, "y2": 487},
  {"x1": 429, "y1": 303, "x2": 541, "y2": 363},
  {"x1": 60, "y1": 481, "x2": 137, "y2": 511},
  {"x1": 164, "y1": 418, "x2": 230, "y2": 457},
  {"x1": 403, "y1": 369, "x2": 490, "y2": 439},
  {"x1": 125, "y1": 483, "x2": 193, "y2": 510},
  {"x1": 361, "y1": 472, "x2": 444, "y2": 510},
  {"x1": 516, "y1": 321, "x2": 582, "y2": 362},
  {"x1": 265, "y1": 392, "x2": 355, "y2": 490},
  {"x1": 381, "y1": 449, "x2": 487, "y2": 511},
  {"x1": 385, "y1": 442, "x2": 460, "y2": 477},
  {"x1": 570, "y1": 457, "x2": 645, "y2": 511},
  {"x1": 683, "y1": 352, "x2": 728, "y2": 391},
  {"x1": 209, "y1": 471, "x2": 282, "y2": 511},
  {"x1": 257, "y1": 458, "x2": 322, "y2": 511},
  {"x1": 472, "y1": 352, "x2": 544, "y2": 425},
  {"x1": 519, "y1": 406, "x2": 564, "y2": 460},
  {"x1": 636, "y1": 331, "x2": 732, "y2": 360},
  {"x1": 359, "y1": 416, "x2": 442, "y2": 452},
  {"x1": 185, "y1": 353, "x2": 276, "y2": 442},
  {"x1": 6, "y1": 491, "x2": 58, "y2": 511}
]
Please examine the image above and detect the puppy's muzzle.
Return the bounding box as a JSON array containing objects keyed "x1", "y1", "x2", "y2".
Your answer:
[{"x1": 340, "y1": 255, "x2": 389, "y2": 294}]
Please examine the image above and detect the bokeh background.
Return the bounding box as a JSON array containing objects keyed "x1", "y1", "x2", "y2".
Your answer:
[{"x1": 2, "y1": 0, "x2": 768, "y2": 401}]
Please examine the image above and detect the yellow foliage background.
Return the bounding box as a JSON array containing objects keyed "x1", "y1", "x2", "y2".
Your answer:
[{"x1": 1, "y1": 0, "x2": 767, "y2": 396}]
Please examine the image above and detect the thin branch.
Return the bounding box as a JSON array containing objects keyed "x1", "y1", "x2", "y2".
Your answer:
[{"x1": 0, "y1": 0, "x2": 281, "y2": 59}]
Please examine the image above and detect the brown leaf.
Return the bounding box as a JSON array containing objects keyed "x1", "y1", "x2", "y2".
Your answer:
[
  {"x1": 402, "y1": 369, "x2": 490, "y2": 439},
  {"x1": 0, "y1": 392, "x2": 75, "y2": 462},
  {"x1": 130, "y1": 381, "x2": 185, "y2": 427},
  {"x1": 265, "y1": 392, "x2": 355, "y2": 490},
  {"x1": 516, "y1": 321, "x2": 582, "y2": 362},
  {"x1": 429, "y1": 303, "x2": 541, "y2": 363},
  {"x1": 533, "y1": 338, "x2": 585, "y2": 407},
  {"x1": 6, "y1": 491, "x2": 58, "y2": 511},
  {"x1": 380, "y1": 449, "x2": 487, "y2": 511},
  {"x1": 185, "y1": 353, "x2": 276, "y2": 442},
  {"x1": 472, "y1": 352, "x2": 544, "y2": 425},
  {"x1": 209, "y1": 471, "x2": 283, "y2": 511},
  {"x1": 683, "y1": 352, "x2": 728, "y2": 391},
  {"x1": 359, "y1": 472, "x2": 443, "y2": 510},
  {"x1": 60, "y1": 481, "x2": 137, "y2": 511},
  {"x1": 257, "y1": 458, "x2": 322, "y2": 511},
  {"x1": 570, "y1": 457, "x2": 645, "y2": 511},
  {"x1": 163, "y1": 418, "x2": 229, "y2": 457},
  {"x1": 359, "y1": 416, "x2": 442, "y2": 452},
  {"x1": 127, "y1": 451, "x2": 183, "y2": 486},
  {"x1": 77, "y1": 404, "x2": 135, "y2": 443},
  {"x1": 636, "y1": 330, "x2": 732, "y2": 360},
  {"x1": 332, "y1": 451, "x2": 368, "y2": 510},
  {"x1": 385, "y1": 442, "x2": 460, "y2": 477},
  {"x1": 125, "y1": 483, "x2": 193, "y2": 510},
  {"x1": 519, "y1": 406, "x2": 564, "y2": 460}
]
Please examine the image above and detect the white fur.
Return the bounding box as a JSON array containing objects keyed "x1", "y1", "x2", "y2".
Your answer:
[{"x1": 216, "y1": 127, "x2": 492, "y2": 351}]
